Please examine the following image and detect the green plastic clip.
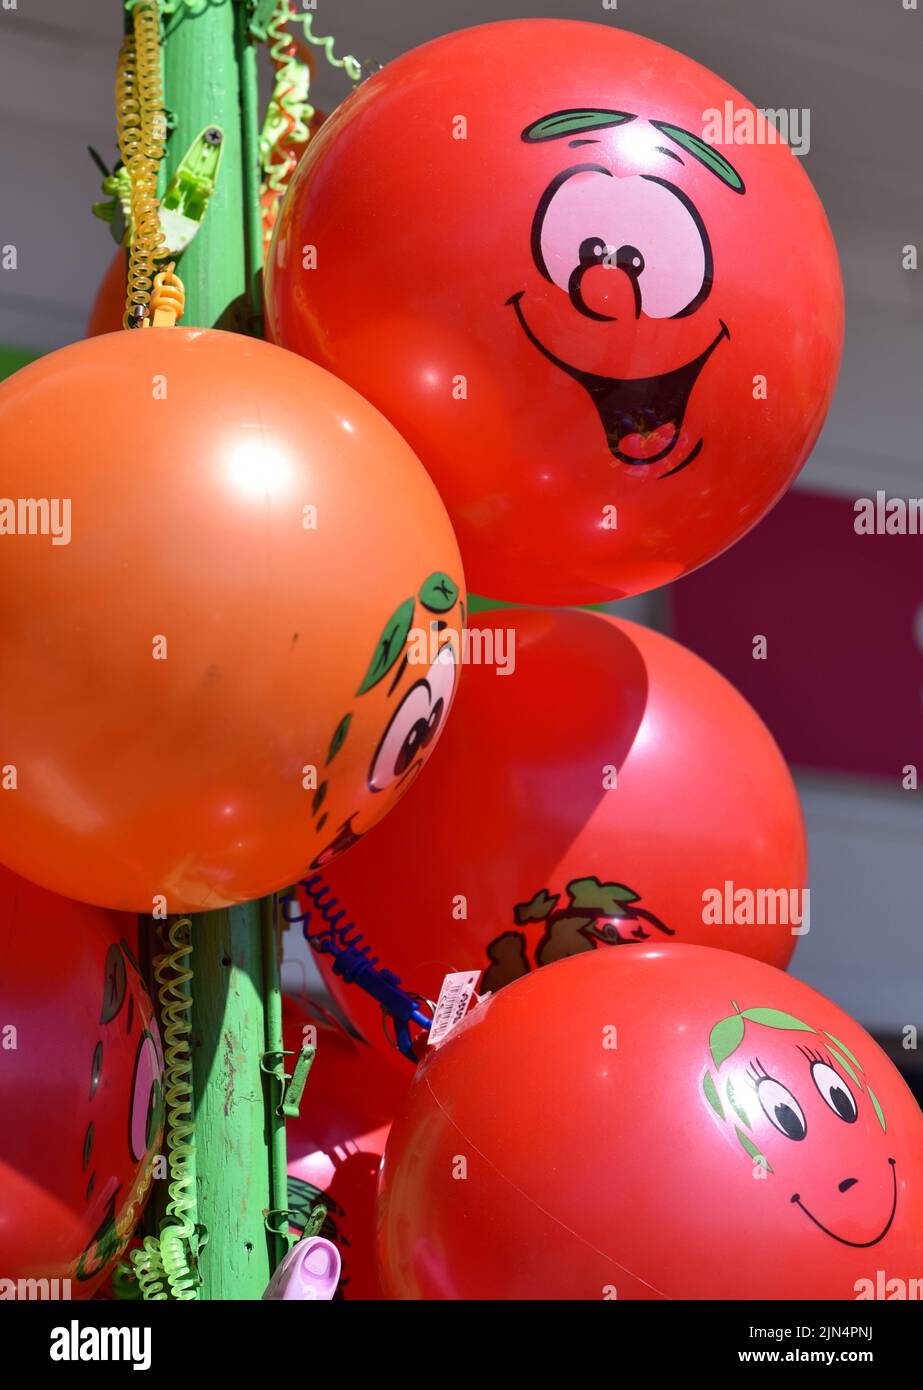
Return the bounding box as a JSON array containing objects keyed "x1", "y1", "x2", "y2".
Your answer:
[
  {"x1": 92, "y1": 165, "x2": 133, "y2": 246},
  {"x1": 280, "y1": 1043, "x2": 316, "y2": 1119},
  {"x1": 159, "y1": 125, "x2": 225, "y2": 254},
  {"x1": 303, "y1": 1203, "x2": 328, "y2": 1239}
]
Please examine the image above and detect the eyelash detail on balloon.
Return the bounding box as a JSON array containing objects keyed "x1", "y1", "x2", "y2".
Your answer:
[
  {"x1": 745, "y1": 1057, "x2": 771, "y2": 1091},
  {"x1": 798, "y1": 1044, "x2": 839, "y2": 1070}
]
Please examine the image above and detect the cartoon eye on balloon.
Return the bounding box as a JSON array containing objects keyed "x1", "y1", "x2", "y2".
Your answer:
[
  {"x1": 752, "y1": 1068, "x2": 808, "y2": 1141},
  {"x1": 309, "y1": 572, "x2": 464, "y2": 868},
  {"x1": 532, "y1": 165, "x2": 713, "y2": 321},
  {"x1": 369, "y1": 642, "x2": 456, "y2": 793},
  {"x1": 704, "y1": 1005, "x2": 897, "y2": 1249},
  {"x1": 76, "y1": 940, "x2": 165, "y2": 1286},
  {"x1": 130, "y1": 1030, "x2": 165, "y2": 1164},
  {"x1": 810, "y1": 1056, "x2": 858, "y2": 1123},
  {"x1": 741, "y1": 1045, "x2": 863, "y2": 1146}
]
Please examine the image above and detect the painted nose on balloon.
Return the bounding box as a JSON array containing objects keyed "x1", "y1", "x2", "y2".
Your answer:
[{"x1": 579, "y1": 262, "x2": 639, "y2": 320}]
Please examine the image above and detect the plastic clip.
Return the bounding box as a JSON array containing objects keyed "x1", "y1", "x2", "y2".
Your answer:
[
  {"x1": 280, "y1": 1043, "x2": 316, "y2": 1119},
  {"x1": 92, "y1": 165, "x2": 133, "y2": 246},
  {"x1": 159, "y1": 126, "x2": 225, "y2": 254}
]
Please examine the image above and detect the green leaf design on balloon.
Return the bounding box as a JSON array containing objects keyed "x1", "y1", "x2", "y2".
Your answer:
[
  {"x1": 355, "y1": 597, "x2": 414, "y2": 695},
  {"x1": 867, "y1": 1086, "x2": 887, "y2": 1133},
  {"x1": 823, "y1": 1031, "x2": 863, "y2": 1072},
  {"x1": 709, "y1": 1014, "x2": 746, "y2": 1070},
  {"x1": 513, "y1": 889, "x2": 559, "y2": 924},
  {"x1": 521, "y1": 108, "x2": 636, "y2": 143},
  {"x1": 650, "y1": 120, "x2": 746, "y2": 194},
  {"x1": 703, "y1": 1071, "x2": 724, "y2": 1120},
  {"x1": 826, "y1": 1045, "x2": 862, "y2": 1088},
  {"x1": 726, "y1": 1076, "x2": 750, "y2": 1129},
  {"x1": 418, "y1": 572, "x2": 459, "y2": 614},
  {"x1": 567, "y1": 877, "x2": 640, "y2": 914},
  {"x1": 325, "y1": 713, "x2": 351, "y2": 766},
  {"x1": 736, "y1": 1127, "x2": 772, "y2": 1173},
  {"x1": 741, "y1": 1008, "x2": 815, "y2": 1033},
  {"x1": 100, "y1": 944, "x2": 127, "y2": 1024}
]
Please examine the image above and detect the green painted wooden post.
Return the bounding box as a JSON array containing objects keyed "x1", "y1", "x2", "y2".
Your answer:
[
  {"x1": 160, "y1": 0, "x2": 248, "y2": 330},
  {"x1": 153, "y1": 0, "x2": 286, "y2": 1299},
  {"x1": 188, "y1": 905, "x2": 274, "y2": 1300}
]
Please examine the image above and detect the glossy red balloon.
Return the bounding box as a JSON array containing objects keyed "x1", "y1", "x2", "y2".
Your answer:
[
  {"x1": 267, "y1": 19, "x2": 843, "y2": 604},
  {"x1": 283, "y1": 995, "x2": 408, "y2": 1299},
  {"x1": 0, "y1": 865, "x2": 163, "y2": 1297},
  {"x1": 378, "y1": 944, "x2": 923, "y2": 1299},
  {"x1": 305, "y1": 608, "x2": 806, "y2": 1057}
]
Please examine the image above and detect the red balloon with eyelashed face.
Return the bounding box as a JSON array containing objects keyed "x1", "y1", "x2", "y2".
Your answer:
[
  {"x1": 266, "y1": 19, "x2": 843, "y2": 604},
  {"x1": 377, "y1": 946, "x2": 923, "y2": 1300}
]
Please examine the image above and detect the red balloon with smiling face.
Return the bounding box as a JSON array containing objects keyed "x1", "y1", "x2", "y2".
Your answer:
[
  {"x1": 377, "y1": 946, "x2": 923, "y2": 1300},
  {"x1": 266, "y1": 20, "x2": 843, "y2": 604}
]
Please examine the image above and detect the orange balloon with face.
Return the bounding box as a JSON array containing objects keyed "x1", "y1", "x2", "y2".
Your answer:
[
  {"x1": 267, "y1": 19, "x2": 843, "y2": 604},
  {"x1": 0, "y1": 329, "x2": 464, "y2": 912}
]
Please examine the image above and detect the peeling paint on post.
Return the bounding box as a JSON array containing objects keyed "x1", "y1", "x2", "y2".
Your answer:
[{"x1": 191, "y1": 903, "x2": 273, "y2": 1300}]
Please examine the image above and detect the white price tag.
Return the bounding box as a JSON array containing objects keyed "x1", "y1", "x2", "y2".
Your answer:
[{"x1": 428, "y1": 970, "x2": 482, "y2": 1048}]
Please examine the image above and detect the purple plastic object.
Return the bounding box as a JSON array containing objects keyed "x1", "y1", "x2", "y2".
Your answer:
[{"x1": 263, "y1": 1236, "x2": 342, "y2": 1301}]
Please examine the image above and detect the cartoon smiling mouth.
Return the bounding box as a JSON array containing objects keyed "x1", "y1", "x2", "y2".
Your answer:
[
  {"x1": 309, "y1": 760, "x2": 426, "y2": 868},
  {"x1": 791, "y1": 1158, "x2": 898, "y2": 1248},
  {"x1": 507, "y1": 292, "x2": 728, "y2": 477},
  {"x1": 311, "y1": 815, "x2": 364, "y2": 869}
]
